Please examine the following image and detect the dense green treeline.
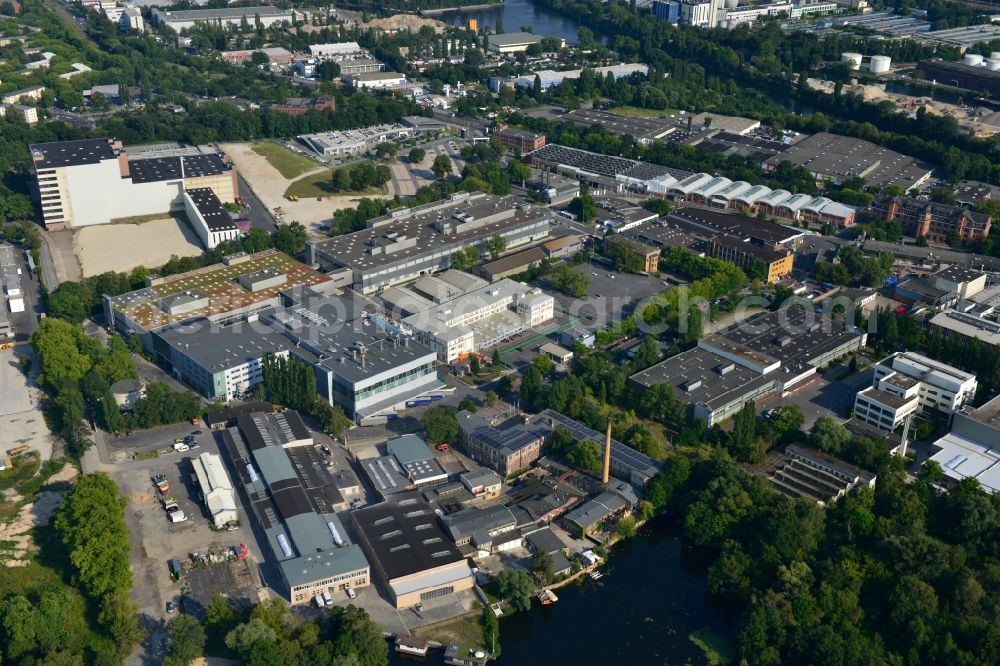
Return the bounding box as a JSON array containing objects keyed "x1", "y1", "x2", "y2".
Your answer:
[{"x1": 640, "y1": 447, "x2": 1000, "y2": 665}]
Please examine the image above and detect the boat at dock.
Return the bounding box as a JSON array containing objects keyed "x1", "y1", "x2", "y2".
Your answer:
[
  {"x1": 538, "y1": 589, "x2": 559, "y2": 605},
  {"x1": 590, "y1": 571, "x2": 603, "y2": 580}
]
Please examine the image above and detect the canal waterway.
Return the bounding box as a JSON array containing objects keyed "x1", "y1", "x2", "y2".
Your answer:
[
  {"x1": 390, "y1": 518, "x2": 730, "y2": 665},
  {"x1": 438, "y1": 0, "x2": 587, "y2": 44}
]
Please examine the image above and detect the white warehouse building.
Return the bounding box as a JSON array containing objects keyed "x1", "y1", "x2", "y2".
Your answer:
[
  {"x1": 29, "y1": 138, "x2": 237, "y2": 232},
  {"x1": 191, "y1": 452, "x2": 239, "y2": 528},
  {"x1": 854, "y1": 351, "x2": 978, "y2": 431}
]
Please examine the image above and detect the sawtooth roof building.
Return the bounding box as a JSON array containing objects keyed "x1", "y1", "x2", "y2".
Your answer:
[
  {"x1": 352, "y1": 494, "x2": 475, "y2": 608},
  {"x1": 220, "y1": 411, "x2": 370, "y2": 605},
  {"x1": 307, "y1": 192, "x2": 552, "y2": 294}
]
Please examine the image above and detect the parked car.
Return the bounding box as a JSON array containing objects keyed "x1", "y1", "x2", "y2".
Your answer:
[
  {"x1": 436, "y1": 443, "x2": 449, "y2": 452},
  {"x1": 166, "y1": 601, "x2": 176, "y2": 614},
  {"x1": 173, "y1": 442, "x2": 189, "y2": 452},
  {"x1": 322, "y1": 591, "x2": 333, "y2": 606},
  {"x1": 346, "y1": 587, "x2": 357, "y2": 599}
]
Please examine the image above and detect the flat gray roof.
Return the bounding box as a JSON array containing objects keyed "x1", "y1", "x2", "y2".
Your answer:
[
  {"x1": 630, "y1": 346, "x2": 778, "y2": 408},
  {"x1": 489, "y1": 31, "x2": 545, "y2": 46},
  {"x1": 765, "y1": 132, "x2": 932, "y2": 188},
  {"x1": 311, "y1": 192, "x2": 551, "y2": 275},
  {"x1": 156, "y1": 317, "x2": 293, "y2": 373}
]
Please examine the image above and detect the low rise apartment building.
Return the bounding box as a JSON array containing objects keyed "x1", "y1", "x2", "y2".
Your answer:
[{"x1": 869, "y1": 196, "x2": 991, "y2": 245}]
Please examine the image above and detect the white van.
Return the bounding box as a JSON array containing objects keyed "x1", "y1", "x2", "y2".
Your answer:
[
  {"x1": 314, "y1": 594, "x2": 326, "y2": 607},
  {"x1": 173, "y1": 442, "x2": 189, "y2": 452},
  {"x1": 322, "y1": 591, "x2": 333, "y2": 606}
]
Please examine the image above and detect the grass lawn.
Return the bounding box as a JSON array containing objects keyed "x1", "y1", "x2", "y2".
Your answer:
[
  {"x1": 607, "y1": 105, "x2": 678, "y2": 118},
  {"x1": 0, "y1": 451, "x2": 41, "y2": 490},
  {"x1": 414, "y1": 611, "x2": 486, "y2": 648},
  {"x1": 252, "y1": 141, "x2": 320, "y2": 180},
  {"x1": 284, "y1": 171, "x2": 385, "y2": 199},
  {"x1": 689, "y1": 627, "x2": 736, "y2": 666}
]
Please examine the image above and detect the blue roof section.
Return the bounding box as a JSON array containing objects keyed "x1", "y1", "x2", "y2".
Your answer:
[{"x1": 386, "y1": 434, "x2": 434, "y2": 465}]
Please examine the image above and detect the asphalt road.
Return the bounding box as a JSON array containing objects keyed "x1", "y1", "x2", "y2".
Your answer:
[
  {"x1": 10, "y1": 248, "x2": 41, "y2": 341},
  {"x1": 37, "y1": 233, "x2": 61, "y2": 291},
  {"x1": 237, "y1": 173, "x2": 277, "y2": 232}
]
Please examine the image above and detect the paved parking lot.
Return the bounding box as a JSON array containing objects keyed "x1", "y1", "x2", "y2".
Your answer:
[
  {"x1": 542, "y1": 261, "x2": 668, "y2": 334},
  {"x1": 767, "y1": 365, "x2": 874, "y2": 429}
]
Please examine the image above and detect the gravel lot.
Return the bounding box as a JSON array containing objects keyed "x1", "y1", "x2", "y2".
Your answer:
[
  {"x1": 0, "y1": 349, "x2": 56, "y2": 462},
  {"x1": 75, "y1": 217, "x2": 204, "y2": 277},
  {"x1": 116, "y1": 430, "x2": 264, "y2": 624}
]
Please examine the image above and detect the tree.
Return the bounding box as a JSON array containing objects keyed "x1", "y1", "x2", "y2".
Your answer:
[
  {"x1": 492, "y1": 349, "x2": 502, "y2": 367},
  {"x1": 272, "y1": 221, "x2": 308, "y2": 255},
  {"x1": 55, "y1": 473, "x2": 132, "y2": 600},
  {"x1": 225, "y1": 619, "x2": 277, "y2": 659},
  {"x1": 809, "y1": 416, "x2": 851, "y2": 456},
  {"x1": 531, "y1": 550, "x2": 555, "y2": 584},
  {"x1": 451, "y1": 245, "x2": 479, "y2": 270},
  {"x1": 506, "y1": 159, "x2": 531, "y2": 184},
  {"x1": 484, "y1": 391, "x2": 500, "y2": 407},
  {"x1": 329, "y1": 606, "x2": 387, "y2": 666},
  {"x1": 30, "y1": 319, "x2": 93, "y2": 388},
  {"x1": 100, "y1": 591, "x2": 142, "y2": 658},
  {"x1": 481, "y1": 607, "x2": 500, "y2": 657},
  {"x1": 496, "y1": 569, "x2": 534, "y2": 612},
  {"x1": 768, "y1": 405, "x2": 804, "y2": 444},
  {"x1": 550, "y1": 265, "x2": 590, "y2": 297},
  {"x1": 317, "y1": 60, "x2": 340, "y2": 79},
  {"x1": 520, "y1": 364, "x2": 543, "y2": 405},
  {"x1": 569, "y1": 193, "x2": 597, "y2": 222},
  {"x1": 409, "y1": 147, "x2": 426, "y2": 164},
  {"x1": 730, "y1": 401, "x2": 757, "y2": 461},
  {"x1": 470, "y1": 355, "x2": 482, "y2": 374},
  {"x1": 458, "y1": 397, "x2": 478, "y2": 413},
  {"x1": 616, "y1": 515, "x2": 637, "y2": 539},
  {"x1": 423, "y1": 406, "x2": 459, "y2": 443},
  {"x1": 432, "y1": 154, "x2": 452, "y2": 180},
  {"x1": 166, "y1": 614, "x2": 206, "y2": 666},
  {"x1": 0, "y1": 596, "x2": 37, "y2": 660},
  {"x1": 485, "y1": 233, "x2": 507, "y2": 259}
]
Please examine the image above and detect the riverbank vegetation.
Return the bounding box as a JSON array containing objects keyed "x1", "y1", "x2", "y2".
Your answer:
[{"x1": 636, "y1": 437, "x2": 1000, "y2": 665}]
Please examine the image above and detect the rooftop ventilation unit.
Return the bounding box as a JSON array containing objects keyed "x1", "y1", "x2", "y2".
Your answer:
[
  {"x1": 682, "y1": 379, "x2": 702, "y2": 392},
  {"x1": 716, "y1": 363, "x2": 735, "y2": 376}
]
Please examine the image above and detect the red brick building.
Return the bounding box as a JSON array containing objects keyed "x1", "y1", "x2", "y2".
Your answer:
[
  {"x1": 496, "y1": 127, "x2": 546, "y2": 153},
  {"x1": 870, "y1": 196, "x2": 991, "y2": 244},
  {"x1": 269, "y1": 97, "x2": 336, "y2": 116}
]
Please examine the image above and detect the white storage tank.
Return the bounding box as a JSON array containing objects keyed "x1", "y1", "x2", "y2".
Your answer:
[
  {"x1": 869, "y1": 55, "x2": 891, "y2": 74},
  {"x1": 841, "y1": 52, "x2": 863, "y2": 70},
  {"x1": 988, "y1": 59, "x2": 1000, "y2": 71},
  {"x1": 725, "y1": 0, "x2": 738, "y2": 8},
  {"x1": 991, "y1": 51, "x2": 1000, "y2": 60},
  {"x1": 964, "y1": 53, "x2": 984, "y2": 67}
]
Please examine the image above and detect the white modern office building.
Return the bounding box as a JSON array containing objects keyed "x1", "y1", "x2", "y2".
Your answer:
[
  {"x1": 854, "y1": 352, "x2": 978, "y2": 430},
  {"x1": 401, "y1": 279, "x2": 555, "y2": 362}
]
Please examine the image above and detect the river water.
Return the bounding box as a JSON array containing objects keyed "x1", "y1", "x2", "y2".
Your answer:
[
  {"x1": 390, "y1": 518, "x2": 730, "y2": 665},
  {"x1": 438, "y1": 0, "x2": 586, "y2": 44}
]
